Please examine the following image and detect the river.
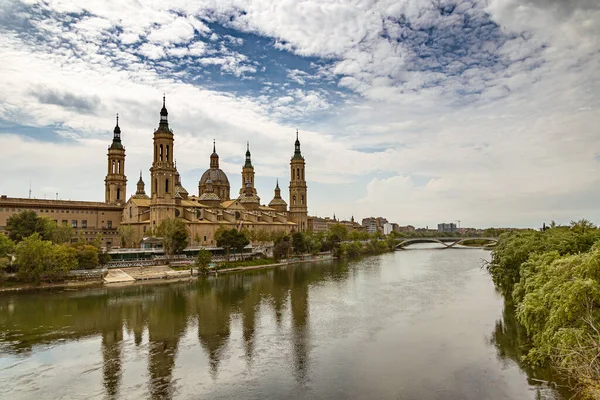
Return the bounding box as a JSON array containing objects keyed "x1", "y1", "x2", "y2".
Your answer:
[{"x1": 0, "y1": 246, "x2": 576, "y2": 399}]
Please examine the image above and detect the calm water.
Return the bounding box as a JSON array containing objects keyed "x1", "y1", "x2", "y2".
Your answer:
[{"x1": 0, "y1": 247, "x2": 575, "y2": 399}]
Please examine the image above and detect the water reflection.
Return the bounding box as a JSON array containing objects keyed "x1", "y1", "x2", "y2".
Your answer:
[
  {"x1": 490, "y1": 301, "x2": 577, "y2": 399},
  {"x1": 0, "y1": 255, "x2": 574, "y2": 400}
]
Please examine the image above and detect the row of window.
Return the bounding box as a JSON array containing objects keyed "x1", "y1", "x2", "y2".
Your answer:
[
  {"x1": 0, "y1": 208, "x2": 102, "y2": 214},
  {"x1": 53, "y1": 220, "x2": 112, "y2": 229}
]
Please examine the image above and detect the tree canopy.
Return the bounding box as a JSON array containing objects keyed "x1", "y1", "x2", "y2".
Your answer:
[
  {"x1": 216, "y1": 228, "x2": 249, "y2": 260},
  {"x1": 486, "y1": 222, "x2": 600, "y2": 397},
  {"x1": 14, "y1": 233, "x2": 77, "y2": 283},
  {"x1": 6, "y1": 211, "x2": 55, "y2": 242},
  {"x1": 156, "y1": 218, "x2": 189, "y2": 259}
]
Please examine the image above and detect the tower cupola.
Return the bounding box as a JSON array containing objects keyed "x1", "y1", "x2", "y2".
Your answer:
[
  {"x1": 110, "y1": 114, "x2": 123, "y2": 149},
  {"x1": 210, "y1": 140, "x2": 219, "y2": 169},
  {"x1": 268, "y1": 178, "x2": 287, "y2": 212},
  {"x1": 160, "y1": 94, "x2": 168, "y2": 125},
  {"x1": 244, "y1": 141, "x2": 253, "y2": 168},
  {"x1": 292, "y1": 129, "x2": 303, "y2": 160}
]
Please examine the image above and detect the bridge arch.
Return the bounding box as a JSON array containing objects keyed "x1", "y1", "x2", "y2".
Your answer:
[{"x1": 394, "y1": 237, "x2": 498, "y2": 250}]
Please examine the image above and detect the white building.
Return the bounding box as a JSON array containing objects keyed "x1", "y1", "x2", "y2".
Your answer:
[{"x1": 383, "y1": 223, "x2": 393, "y2": 235}]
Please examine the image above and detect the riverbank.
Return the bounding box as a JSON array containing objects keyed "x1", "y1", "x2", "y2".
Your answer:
[
  {"x1": 0, "y1": 254, "x2": 336, "y2": 293},
  {"x1": 486, "y1": 225, "x2": 600, "y2": 398}
]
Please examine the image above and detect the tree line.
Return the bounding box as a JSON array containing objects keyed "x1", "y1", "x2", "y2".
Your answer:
[
  {"x1": 1, "y1": 211, "x2": 111, "y2": 283},
  {"x1": 485, "y1": 219, "x2": 600, "y2": 398}
]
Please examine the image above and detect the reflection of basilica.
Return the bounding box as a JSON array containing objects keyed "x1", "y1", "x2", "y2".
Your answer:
[{"x1": 0, "y1": 262, "x2": 349, "y2": 399}]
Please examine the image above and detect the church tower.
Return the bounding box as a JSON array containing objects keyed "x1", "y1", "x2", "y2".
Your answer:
[
  {"x1": 239, "y1": 142, "x2": 257, "y2": 196},
  {"x1": 149, "y1": 96, "x2": 177, "y2": 226},
  {"x1": 289, "y1": 130, "x2": 308, "y2": 231},
  {"x1": 105, "y1": 114, "x2": 127, "y2": 205}
]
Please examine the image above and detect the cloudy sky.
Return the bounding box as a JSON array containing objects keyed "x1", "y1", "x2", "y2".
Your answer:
[{"x1": 0, "y1": 0, "x2": 598, "y2": 228}]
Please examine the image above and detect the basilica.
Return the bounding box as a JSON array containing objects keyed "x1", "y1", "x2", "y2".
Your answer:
[{"x1": 111, "y1": 97, "x2": 308, "y2": 246}]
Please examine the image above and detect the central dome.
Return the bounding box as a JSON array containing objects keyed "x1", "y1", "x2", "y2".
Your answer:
[
  {"x1": 199, "y1": 141, "x2": 231, "y2": 201},
  {"x1": 199, "y1": 168, "x2": 230, "y2": 201},
  {"x1": 200, "y1": 168, "x2": 229, "y2": 185}
]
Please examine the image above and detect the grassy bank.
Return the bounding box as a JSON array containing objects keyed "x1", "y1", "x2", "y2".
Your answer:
[{"x1": 485, "y1": 221, "x2": 600, "y2": 398}]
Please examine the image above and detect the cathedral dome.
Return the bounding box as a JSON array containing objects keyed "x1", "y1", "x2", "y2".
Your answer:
[
  {"x1": 199, "y1": 168, "x2": 229, "y2": 186},
  {"x1": 199, "y1": 141, "x2": 231, "y2": 201}
]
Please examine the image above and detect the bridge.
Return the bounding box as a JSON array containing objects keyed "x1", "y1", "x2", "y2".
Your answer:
[{"x1": 394, "y1": 237, "x2": 498, "y2": 250}]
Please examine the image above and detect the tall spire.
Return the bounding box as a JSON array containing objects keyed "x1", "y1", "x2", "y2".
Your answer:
[
  {"x1": 159, "y1": 94, "x2": 168, "y2": 126},
  {"x1": 210, "y1": 140, "x2": 219, "y2": 169},
  {"x1": 274, "y1": 179, "x2": 281, "y2": 198},
  {"x1": 293, "y1": 129, "x2": 302, "y2": 159},
  {"x1": 113, "y1": 114, "x2": 121, "y2": 140},
  {"x1": 244, "y1": 141, "x2": 252, "y2": 168}
]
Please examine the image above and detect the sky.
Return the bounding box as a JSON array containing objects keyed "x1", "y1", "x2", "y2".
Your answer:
[{"x1": 0, "y1": 0, "x2": 599, "y2": 228}]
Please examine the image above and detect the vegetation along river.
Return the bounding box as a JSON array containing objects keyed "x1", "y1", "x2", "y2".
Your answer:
[{"x1": 0, "y1": 245, "x2": 577, "y2": 399}]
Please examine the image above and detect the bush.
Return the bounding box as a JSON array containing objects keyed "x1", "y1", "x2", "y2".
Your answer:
[{"x1": 14, "y1": 233, "x2": 77, "y2": 283}]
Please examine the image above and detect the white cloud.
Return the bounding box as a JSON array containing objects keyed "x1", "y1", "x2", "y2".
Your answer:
[{"x1": 0, "y1": 0, "x2": 599, "y2": 227}]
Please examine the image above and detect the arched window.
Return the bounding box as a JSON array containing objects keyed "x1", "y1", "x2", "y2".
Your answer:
[
  {"x1": 165, "y1": 179, "x2": 169, "y2": 193},
  {"x1": 159, "y1": 144, "x2": 163, "y2": 161},
  {"x1": 154, "y1": 145, "x2": 157, "y2": 162},
  {"x1": 112, "y1": 160, "x2": 116, "y2": 174},
  {"x1": 296, "y1": 168, "x2": 300, "y2": 180},
  {"x1": 166, "y1": 145, "x2": 169, "y2": 162},
  {"x1": 293, "y1": 195, "x2": 296, "y2": 205},
  {"x1": 129, "y1": 207, "x2": 132, "y2": 218},
  {"x1": 301, "y1": 169, "x2": 304, "y2": 180},
  {"x1": 117, "y1": 188, "x2": 120, "y2": 200},
  {"x1": 118, "y1": 161, "x2": 121, "y2": 174},
  {"x1": 301, "y1": 195, "x2": 304, "y2": 205}
]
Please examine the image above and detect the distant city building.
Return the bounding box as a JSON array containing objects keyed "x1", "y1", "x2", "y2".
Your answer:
[
  {"x1": 397, "y1": 225, "x2": 415, "y2": 233},
  {"x1": 383, "y1": 223, "x2": 393, "y2": 235},
  {"x1": 362, "y1": 217, "x2": 389, "y2": 234},
  {"x1": 437, "y1": 223, "x2": 457, "y2": 233}
]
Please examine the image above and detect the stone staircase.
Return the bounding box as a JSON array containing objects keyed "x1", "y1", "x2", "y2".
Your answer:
[
  {"x1": 104, "y1": 266, "x2": 192, "y2": 284},
  {"x1": 103, "y1": 269, "x2": 135, "y2": 284}
]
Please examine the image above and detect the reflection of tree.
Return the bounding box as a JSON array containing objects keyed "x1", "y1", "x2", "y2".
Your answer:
[
  {"x1": 147, "y1": 289, "x2": 189, "y2": 400},
  {"x1": 490, "y1": 301, "x2": 577, "y2": 399}
]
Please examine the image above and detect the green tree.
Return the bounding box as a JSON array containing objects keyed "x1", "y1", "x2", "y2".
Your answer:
[
  {"x1": 156, "y1": 218, "x2": 189, "y2": 261},
  {"x1": 570, "y1": 218, "x2": 596, "y2": 234},
  {"x1": 292, "y1": 231, "x2": 307, "y2": 254},
  {"x1": 273, "y1": 235, "x2": 291, "y2": 260},
  {"x1": 0, "y1": 234, "x2": 15, "y2": 274},
  {"x1": 14, "y1": 233, "x2": 77, "y2": 283},
  {"x1": 51, "y1": 222, "x2": 74, "y2": 244},
  {"x1": 194, "y1": 249, "x2": 212, "y2": 275},
  {"x1": 71, "y1": 243, "x2": 100, "y2": 269},
  {"x1": 216, "y1": 228, "x2": 249, "y2": 261},
  {"x1": 118, "y1": 225, "x2": 136, "y2": 248},
  {"x1": 0, "y1": 234, "x2": 14, "y2": 258},
  {"x1": 5, "y1": 211, "x2": 54, "y2": 242},
  {"x1": 329, "y1": 223, "x2": 349, "y2": 242}
]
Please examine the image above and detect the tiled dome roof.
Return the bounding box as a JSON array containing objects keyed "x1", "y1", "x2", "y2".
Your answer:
[
  {"x1": 199, "y1": 168, "x2": 229, "y2": 185},
  {"x1": 199, "y1": 192, "x2": 220, "y2": 201}
]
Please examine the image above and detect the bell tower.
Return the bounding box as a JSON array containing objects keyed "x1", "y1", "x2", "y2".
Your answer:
[
  {"x1": 105, "y1": 114, "x2": 127, "y2": 205},
  {"x1": 289, "y1": 130, "x2": 308, "y2": 231},
  {"x1": 149, "y1": 95, "x2": 177, "y2": 226}
]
